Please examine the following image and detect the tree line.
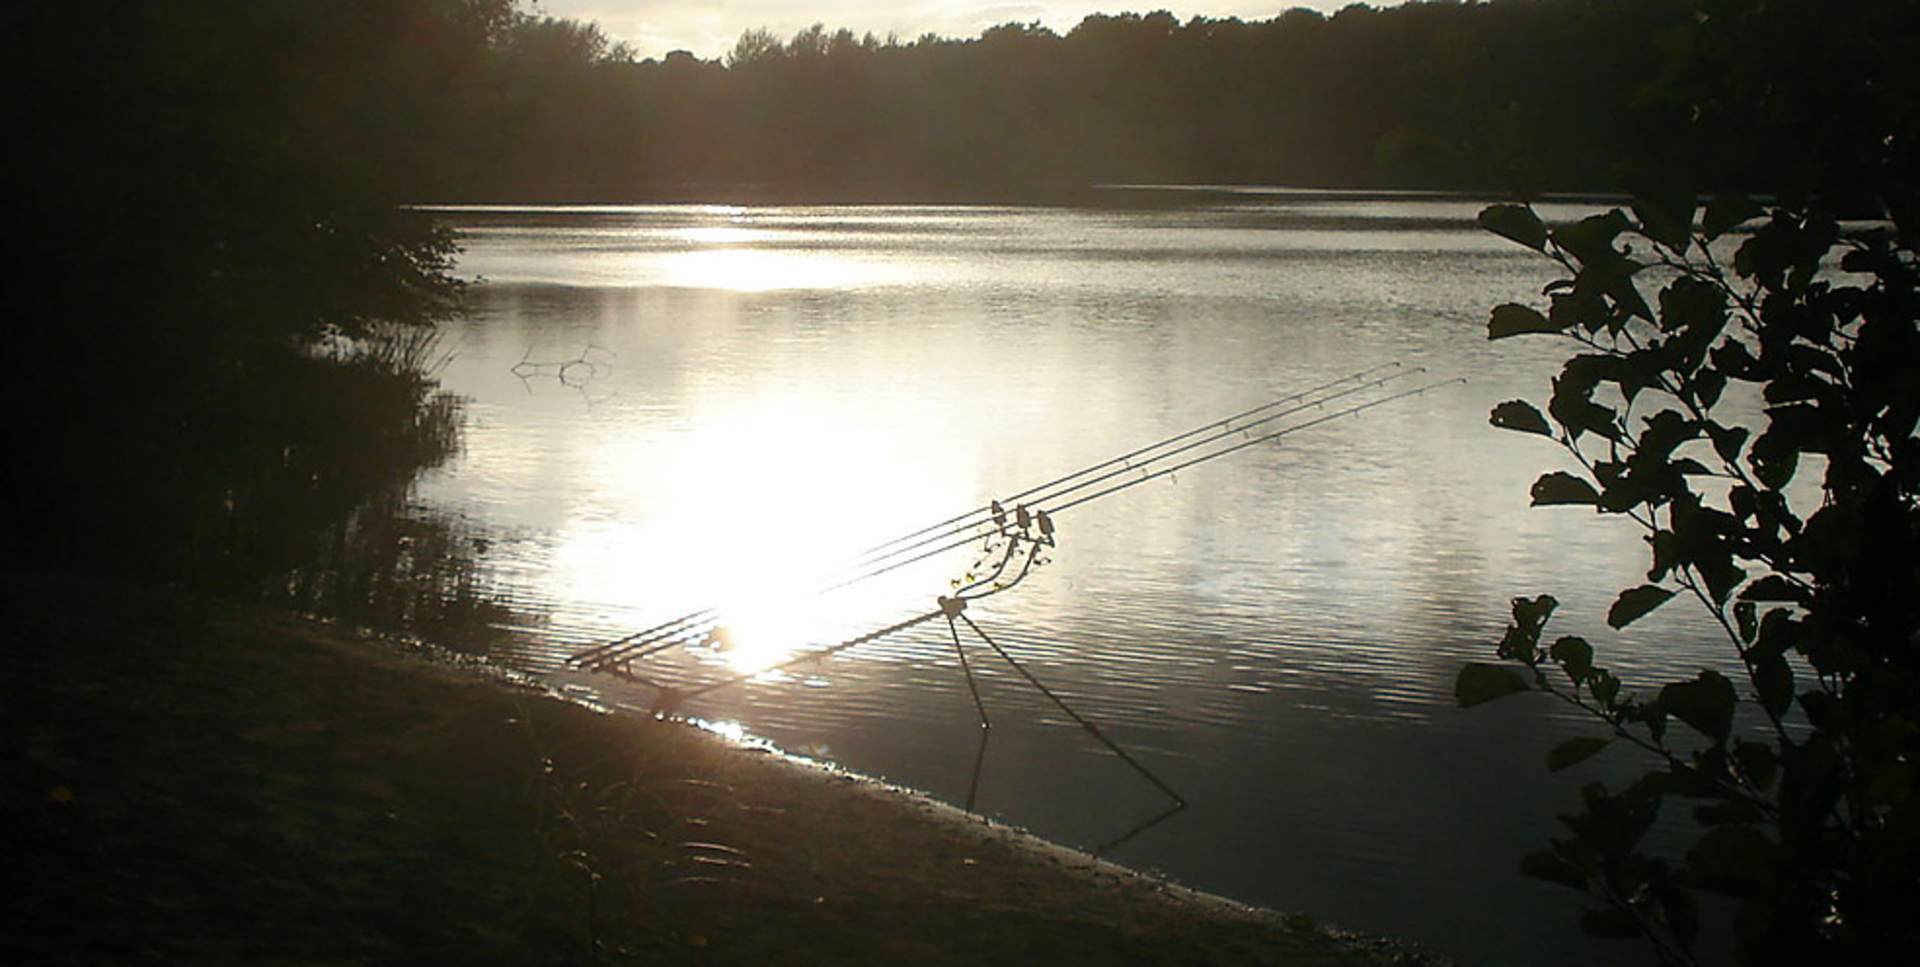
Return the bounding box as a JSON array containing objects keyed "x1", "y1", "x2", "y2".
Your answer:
[
  {"x1": 406, "y1": 0, "x2": 1884, "y2": 203},
  {"x1": 13, "y1": 1, "x2": 1901, "y2": 221},
  {"x1": 414, "y1": 0, "x2": 1667, "y2": 199}
]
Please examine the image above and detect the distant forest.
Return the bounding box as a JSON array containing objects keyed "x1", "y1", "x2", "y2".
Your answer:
[
  {"x1": 391, "y1": 0, "x2": 1906, "y2": 202},
  {"x1": 448, "y1": 0, "x2": 1697, "y2": 200},
  {"x1": 12, "y1": 0, "x2": 1912, "y2": 205}
]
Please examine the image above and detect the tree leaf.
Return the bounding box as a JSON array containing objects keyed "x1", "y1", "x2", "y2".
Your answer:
[
  {"x1": 1657, "y1": 670, "x2": 1737, "y2": 742},
  {"x1": 1550, "y1": 635, "x2": 1594, "y2": 683},
  {"x1": 1690, "y1": 366, "x2": 1727, "y2": 408},
  {"x1": 1497, "y1": 594, "x2": 1559, "y2": 662},
  {"x1": 1531, "y1": 471, "x2": 1600, "y2": 506},
  {"x1": 1590, "y1": 671, "x2": 1621, "y2": 707},
  {"x1": 1512, "y1": 593, "x2": 1559, "y2": 634},
  {"x1": 1686, "y1": 825, "x2": 1777, "y2": 897},
  {"x1": 1707, "y1": 424, "x2": 1749, "y2": 466},
  {"x1": 1637, "y1": 410, "x2": 1701, "y2": 462},
  {"x1": 1701, "y1": 194, "x2": 1761, "y2": 241},
  {"x1": 1753, "y1": 650, "x2": 1794, "y2": 719},
  {"x1": 1738, "y1": 575, "x2": 1807, "y2": 604},
  {"x1": 1489, "y1": 399, "x2": 1552, "y2": 436},
  {"x1": 1607, "y1": 350, "x2": 1656, "y2": 407},
  {"x1": 1658, "y1": 277, "x2": 1727, "y2": 369},
  {"x1": 1758, "y1": 431, "x2": 1797, "y2": 487},
  {"x1": 1700, "y1": 558, "x2": 1747, "y2": 605},
  {"x1": 1711, "y1": 340, "x2": 1759, "y2": 381},
  {"x1": 1754, "y1": 608, "x2": 1799, "y2": 657},
  {"x1": 1488, "y1": 302, "x2": 1563, "y2": 339},
  {"x1": 1548, "y1": 290, "x2": 1605, "y2": 333},
  {"x1": 1548, "y1": 736, "x2": 1612, "y2": 772},
  {"x1": 1456, "y1": 663, "x2": 1529, "y2": 708},
  {"x1": 1478, "y1": 203, "x2": 1548, "y2": 251},
  {"x1": 1631, "y1": 182, "x2": 1697, "y2": 253},
  {"x1": 1552, "y1": 210, "x2": 1633, "y2": 265},
  {"x1": 1549, "y1": 356, "x2": 1623, "y2": 442},
  {"x1": 1799, "y1": 690, "x2": 1839, "y2": 729},
  {"x1": 1608, "y1": 585, "x2": 1676, "y2": 629},
  {"x1": 1605, "y1": 269, "x2": 1656, "y2": 325}
]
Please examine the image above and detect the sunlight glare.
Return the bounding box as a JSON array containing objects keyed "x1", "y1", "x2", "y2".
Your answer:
[
  {"x1": 658, "y1": 247, "x2": 900, "y2": 291},
  {"x1": 707, "y1": 589, "x2": 828, "y2": 676},
  {"x1": 542, "y1": 392, "x2": 975, "y2": 683},
  {"x1": 670, "y1": 225, "x2": 776, "y2": 246},
  {"x1": 699, "y1": 719, "x2": 747, "y2": 743}
]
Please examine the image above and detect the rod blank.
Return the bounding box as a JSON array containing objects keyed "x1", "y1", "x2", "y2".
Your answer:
[{"x1": 572, "y1": 366, "x2": 1447, "y2": 670}]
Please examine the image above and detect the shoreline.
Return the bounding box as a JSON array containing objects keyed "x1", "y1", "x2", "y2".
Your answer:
[
  {"x1": 409, "y1": 181, "x2": 1634, "y2": 211},
  {"x1": 4, "y1": 573, "x2": 1444, "y2": 964}
]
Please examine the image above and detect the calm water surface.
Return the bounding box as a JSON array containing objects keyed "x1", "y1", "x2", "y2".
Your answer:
[{"x1": 412, "y1": 197, "x2": 1727, "y2": 965}]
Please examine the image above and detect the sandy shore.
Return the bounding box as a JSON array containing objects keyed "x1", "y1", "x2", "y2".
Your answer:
[{"x1": 3, "y1": 573, "x2": 1441, "y2": 964}]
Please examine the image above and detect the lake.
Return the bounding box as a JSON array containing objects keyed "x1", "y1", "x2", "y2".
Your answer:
[{"x1": 406, "y1": 194, "x2": 1729, "y2": 965}]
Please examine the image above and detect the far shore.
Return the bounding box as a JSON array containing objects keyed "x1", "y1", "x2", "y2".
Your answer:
[
  {"x1": 407, "y1": 181, "x2": 1637, "y2": 211},
  {"x1": 4, "y1": 571, "x2": 1443, "y2": 965}
]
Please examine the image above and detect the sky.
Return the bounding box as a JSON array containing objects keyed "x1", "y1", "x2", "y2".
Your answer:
[{"x1": 534, "y1": 2, "x2": 1379, "y2": 62}]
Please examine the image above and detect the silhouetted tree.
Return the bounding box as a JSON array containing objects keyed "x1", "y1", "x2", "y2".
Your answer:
[
  {"x1": 394, "y1": 0, "x2": 1843, "y2": 203},
  {"x1": 3, "y1": 0, "x2": 512, "y2": 576},
  {"x1": 1460, "y1": 1, "x2": 1920, "y2": 962}
]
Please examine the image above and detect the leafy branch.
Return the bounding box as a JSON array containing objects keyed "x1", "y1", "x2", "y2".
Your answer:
[{"x1": 1461, "y1": 190, "x2": 1919, "y2": 964}]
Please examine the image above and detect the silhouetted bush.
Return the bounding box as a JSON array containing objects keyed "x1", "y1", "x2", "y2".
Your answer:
[{"x1": 1462, "y1": 3, "x2": 1919, "y2": 962}]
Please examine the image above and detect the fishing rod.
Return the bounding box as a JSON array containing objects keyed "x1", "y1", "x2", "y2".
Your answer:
[
  {"x1": 651, "y1": 510, "x2": 1057, "y2": 704},
  {"x1": 823, "y1": 365, "x2": 1428, "y2": 574},
  {"x1": 852, "y1": 361, "x2": 1404, "y2": 560},
  {"x1": 1042, "y1": 377, "x2": 1464, "y2": 515},
  {"x1": 574, "y1": 368, "x2": 1437, "y2": 671},
  {"x1": 573, "y1": 368, "x2": 1431, "y2": 671},
  {"x1": 611, "y1": 373, "x2": 1464, "y2": 685},
  {"x1": 570, "y1": 364, "x2": 1406, "y2": 669},
  {"x1": 784, "y1": 369, "x2": 1436, "y2": 596},
  {"x1": 564, "y1": 366, "x2": 1397, "y2": 667}
]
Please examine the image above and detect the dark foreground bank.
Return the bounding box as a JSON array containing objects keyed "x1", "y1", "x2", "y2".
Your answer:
[{"x1": 2, "y1": 573, "x2": 1440, "y2": 965}]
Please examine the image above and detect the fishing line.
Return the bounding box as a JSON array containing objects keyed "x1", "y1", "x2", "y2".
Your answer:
[
  {"x1": 833, "y1": 366, "x2": 1426, "y2": 573},
  {"x1": 1042, "y1": 377, "x2": 1463, "y2": 515},
  {"x1": 571, "y1": 364, "x2": 1398, "y2": 668},
  {"x1": 784, "y1": 371, "x2": 1437, "y2": 596},
  {"x1": 852, "y1": 361, "x2": 1403, "y2": 559},
  {"x1": 575, "y1": 369, "x2": 1444, "y2": 670}
]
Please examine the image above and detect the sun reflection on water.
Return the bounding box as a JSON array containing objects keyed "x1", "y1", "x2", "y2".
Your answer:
[
  {"x1": 537, "y1": 392, "x2": 974, "y2": 683},
  {"x1": 668, "y1": 225, "x2": 775, "y2": 246},
  {"x1": 706, "y1": 591, "x2": 830, "y2": 676},
  {"x1": 656, "y1": 246, "x2": 902, "y2": 291}
]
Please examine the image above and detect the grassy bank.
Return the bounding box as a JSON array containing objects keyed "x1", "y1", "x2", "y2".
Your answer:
[{"x1": 3, "y1": 573, "x2": 1436, "y2": 965}]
